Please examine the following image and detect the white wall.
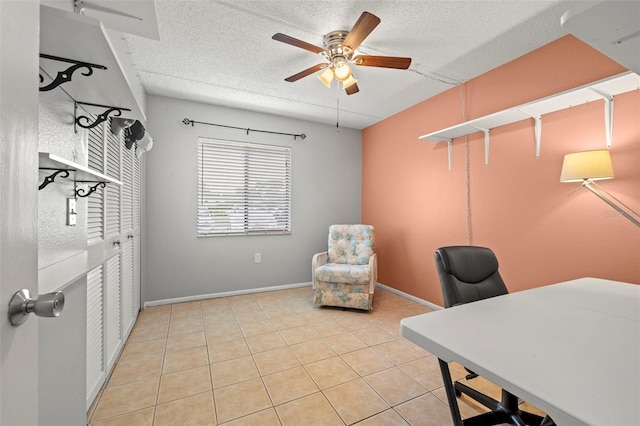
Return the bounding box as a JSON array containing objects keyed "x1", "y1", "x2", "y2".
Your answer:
[
  {"x1": 36, "y1": 82, "x2": 89, "y2": 426},
  {"x1": 143, "y1": 95, "x2": 362, "y2": 303},
  {"x1": 38, "y1": 88, "x2": 88, "y2": 268}
]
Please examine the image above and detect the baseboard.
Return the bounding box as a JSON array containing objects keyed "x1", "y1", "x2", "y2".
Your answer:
[
  {"x1": 143, "y1": 281, "x2": 443, "y2": 311},
  {"x1": 143, "y1": 281, "x2": 312, "y2": 308},
  {"x1": 376, "y1": 282, "x2": 443, "y2": 310}
]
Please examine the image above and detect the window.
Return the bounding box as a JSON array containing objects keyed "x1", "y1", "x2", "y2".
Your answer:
[{"x1": 197, "y1": 137, "x2": 291, "y2": 236}]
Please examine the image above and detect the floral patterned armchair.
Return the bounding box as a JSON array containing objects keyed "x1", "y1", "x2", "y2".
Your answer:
[{"x1": 312, "y1": 224, "x2": 377, "y2": 310}]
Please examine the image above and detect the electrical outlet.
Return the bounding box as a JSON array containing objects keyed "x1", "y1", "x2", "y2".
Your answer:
[
  {"x1": 254, "y1": 253, "x2": 261, "y2": 263},
  {"x1": 67, "y1": 198, "x2": 77, "y2": 226}
]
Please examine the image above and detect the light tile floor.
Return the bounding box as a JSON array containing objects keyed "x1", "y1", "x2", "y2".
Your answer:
[{"x1": 88, "y1": 286, "x2": 545, "y2": 425}]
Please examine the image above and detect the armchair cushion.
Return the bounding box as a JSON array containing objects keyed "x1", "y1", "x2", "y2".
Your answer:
[
  {"x1": 328, "y1": 224, "x2": 375, "y2": 265},
  {"x1": 315, "y1": 263, "x2": 371, "y2": 285}
]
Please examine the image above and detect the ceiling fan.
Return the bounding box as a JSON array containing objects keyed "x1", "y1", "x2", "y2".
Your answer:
[{"x1": 272, "y1": 11, "x2": 412, "y2": 95}]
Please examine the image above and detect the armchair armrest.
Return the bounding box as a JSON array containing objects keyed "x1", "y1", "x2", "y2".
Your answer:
[
  {"x1": 368, "y1": 253, "x2": 378, "y2": 294},
  {"x1": 312, "y1": 252, "x2": 328, "y2": 289}
]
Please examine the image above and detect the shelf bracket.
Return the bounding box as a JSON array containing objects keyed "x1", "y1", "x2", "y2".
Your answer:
[
  {"x1": 39, "y1": 168, "x2": 71, "y2": 190},
  {"x1": 590, "y1": 88, "x2": 614, "y2": 148},
  {"x1": 531, "y1": 115, "x2": 542, "y2": 159},
  {"x1": 39, "y1": 54, "x2": 107, "y2": 92},
  {"x1": 75, "y1": 181, "x2": 107, "y2": 198},
  {"x1": 472, "y1": 127, "x2": 490, "y2": 165},
  {"x1": 74, "y1": 101, "x2": 131, "y2": 133}
]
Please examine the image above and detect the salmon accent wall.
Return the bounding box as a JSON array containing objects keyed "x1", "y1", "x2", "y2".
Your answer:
[{"x1": 362, "y1": 35, "x2": 640, "y2": 306}]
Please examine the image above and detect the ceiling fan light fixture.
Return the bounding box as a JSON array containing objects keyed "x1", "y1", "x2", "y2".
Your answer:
[
  {"x1": 342, "y1": 73, "x2": 357, "y2": 89},
  {"x1": 318, "y1": 67, "x2": 334, "y2": 88},
  {"x1": 273, "y1": 12, "x2": 411, "y2": 96}
]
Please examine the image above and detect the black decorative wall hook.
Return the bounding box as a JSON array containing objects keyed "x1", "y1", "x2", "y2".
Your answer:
[
  {"x1": 75, "y1": 181, "x2": 107, "y2": 198},
  {"x1": 39, "y1": 169, "x2": 71, "y2": 190},
  {"x1": 39, "y1": 54, "x2": 107, "y2": 92},
  {"x1": 75, "y1": 102, "x2": 131, "y2": 133}
]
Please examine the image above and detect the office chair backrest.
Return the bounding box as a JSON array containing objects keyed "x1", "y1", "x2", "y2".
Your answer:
[{"x1": 434, "y1": 246, "x2": 509, "y2": 308}]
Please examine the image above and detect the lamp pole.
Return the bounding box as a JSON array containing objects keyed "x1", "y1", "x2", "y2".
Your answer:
[{"x1": 582, "y1": 181, "x2": 640, "y2": 228}]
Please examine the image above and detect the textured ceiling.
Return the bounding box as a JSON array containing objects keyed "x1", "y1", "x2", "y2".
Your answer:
[{"x1": 125, "y1": 0, "x2": 588, "y2": 129}]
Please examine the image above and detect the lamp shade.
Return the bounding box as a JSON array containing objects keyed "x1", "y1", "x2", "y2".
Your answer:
[
  {"x1": 342, "y1": 73, "x2": 357, "y2": 89},
  {"x1": 560, "y1": 149, "x2": 614, "y2": 182},
  {"x1": 333, "y1": 59, "x2": 351, "y2": 81},
  {"x1": 318, "y1": 67, "x2": 333, "y2": 88}
]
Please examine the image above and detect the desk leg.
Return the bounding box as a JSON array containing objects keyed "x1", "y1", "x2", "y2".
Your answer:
[{"x1": 438, "y1": 358, "x2": 463, "y2": 426}]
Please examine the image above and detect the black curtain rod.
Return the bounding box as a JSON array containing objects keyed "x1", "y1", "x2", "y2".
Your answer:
[{"x1": 182, "y1": 118, "x2": 306, "y2": 140}]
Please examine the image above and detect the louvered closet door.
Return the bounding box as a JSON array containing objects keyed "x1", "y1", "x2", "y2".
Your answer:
[
  {"x1": 122, "y1": 146, "x2": 137, "y2": 330},
  {"x1": 86, "y1": 265, "x2": 104, "y2": 409},
  {"x1": 105, "y1": 254, "x2": 122, "y2": 370},
  {"x1": 122, "y1": 146, "x2": 133, "y2": 234},
  {"x1": 87, "y1": 115, "x2": 105, "y2": 245},
  {"x1": 105, "y1": 128, "x2": 121, "y2": 242},
  {"x1": 121, "y1": 240, "x2": 134, "y2": 335},
  {"x1": 84, "y1": 117, "x2": 143, "y2": 411},
  {"x1": 104, "y1": 124, "x2": 123, "y2": 371},
  {"x1": 132, "y1": 151, "x2": 142, "y2": 313}
]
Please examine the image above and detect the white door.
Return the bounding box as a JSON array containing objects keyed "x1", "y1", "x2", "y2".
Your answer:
[{"x1": 0, "y1": 1, "x2": 41, "y2": 424}]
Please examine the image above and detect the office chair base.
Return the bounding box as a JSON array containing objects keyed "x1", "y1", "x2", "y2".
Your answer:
[
  {"x1": 438, "y1": 359, "x2": 552, "y2": 426},
  {"x1": 455, "y1": 382, "x2": 547, "y2": 426}
]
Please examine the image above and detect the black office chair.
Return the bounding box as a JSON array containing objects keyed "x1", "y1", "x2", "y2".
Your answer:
[{"x1": 434, "y1": 246, "x2": 553, "y2": 426}]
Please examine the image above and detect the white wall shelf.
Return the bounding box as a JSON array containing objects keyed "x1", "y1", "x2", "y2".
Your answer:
[
  {"x1": 419, "y1": 71, "x2": 640, "y2": 169},
  {"x1": 39, "y1": 5, "x2": 146, "y2": 125},
  {"x1": 39, "y1": 152, "x2": 123, "y2": 195}
]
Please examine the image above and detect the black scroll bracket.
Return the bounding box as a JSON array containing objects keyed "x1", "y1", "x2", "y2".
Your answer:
[
  {"x1": 75, "y1": 181, "x2": 107, "y2": 198},
  {"x1": 39, "y1": 54, "x2": 107, "y2": 92},
  {"x1": 39, "y1": 168, "x2": 71, "y2": 190},
  {"x1": 74, "y1": 101, "x2": 131, "y2": 134}
]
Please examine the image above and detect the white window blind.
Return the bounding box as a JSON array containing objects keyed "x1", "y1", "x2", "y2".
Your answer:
[{"x1": 197, "y1": 138, "x2": 291, "y2": 237}]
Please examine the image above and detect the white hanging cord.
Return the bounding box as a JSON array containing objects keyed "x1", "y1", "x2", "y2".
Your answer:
[
  {"x1": 459, "y1": 84, "x2": 472, "y2": 245},
  {"x1": 336, "y1": 83, "x2": 340, "y2": 132}
]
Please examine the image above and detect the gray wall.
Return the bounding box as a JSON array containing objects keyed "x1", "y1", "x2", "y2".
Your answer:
[{"x1": 143, "y1": 95, "x2": 362, "y2": 303}]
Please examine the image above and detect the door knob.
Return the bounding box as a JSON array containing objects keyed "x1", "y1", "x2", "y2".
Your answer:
[{"x1": 8, "y1": 289, "x2": 65, "y2": 326}]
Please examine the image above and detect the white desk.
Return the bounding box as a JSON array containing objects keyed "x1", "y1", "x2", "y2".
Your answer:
[{"x1": 400, "y1": 277, "x2": 640, "y2": 426}]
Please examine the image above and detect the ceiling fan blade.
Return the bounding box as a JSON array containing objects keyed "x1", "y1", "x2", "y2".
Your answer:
[
  {"x1": 353, "y1": 55, "x2": 412, "y2": 69},
  {"x1": 343, "y1": 12, "x2": 381, "y2": 52},
  {"x1": 284, "y1": 64, "x2": 327, "y2": 82},
  {"x1": 345, "y1": 83, "x2": 360, "y2": 95},
  {"x1": 272, "y1": 33, "x2": 327, "y2": 55}
]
